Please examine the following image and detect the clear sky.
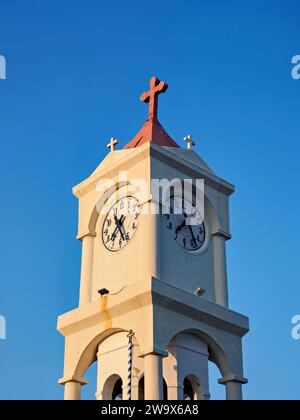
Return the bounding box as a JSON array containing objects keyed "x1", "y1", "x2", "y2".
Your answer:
[{"x1": 0, "y1": 0, "x2": 299, "y2": 400}]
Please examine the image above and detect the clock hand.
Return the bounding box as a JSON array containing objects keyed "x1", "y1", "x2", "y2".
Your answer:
[
  {"x1": 175, "y1": 208, "x2": 195, "y2": 235},
  {"x1": 111, "y1": 217, "x2": 119, "y2": 241},
  {"x1": 175, "y1": 218, "x2": 186, "y2": 234},
  {"x1": 112, "y1": 215, "x2": 125, "y2": 241},
  {"x1": 111, "y1": 226, "x2": 118, "y2": 242},
  {"x1": 183, "y1": 210, "x2": 197, "y2": 247},
  {"x1": 118, "y1": 215, "x2": 127, "y2": 240},
  {"x1": 188, "y1": 225, "x2": 197, "y2": 247},
  {"x1": 117, "y1": 215, "x2": 126, "y2": 240}
]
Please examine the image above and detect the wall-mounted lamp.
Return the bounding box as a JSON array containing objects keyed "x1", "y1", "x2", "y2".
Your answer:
[
  {"x1": 98, "y1": 288, "x2": 110, "y2": 297},
  {"x1": 194, "y1": 288, "x2": 206, "y2": 297}
]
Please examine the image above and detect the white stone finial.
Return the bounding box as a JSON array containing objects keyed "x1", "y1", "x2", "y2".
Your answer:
[
  {"x1": 107, "y1": 137, "x2": 119, "y2": 152},
  {"x1": 183, "y1": 134, "x2": 196, "y2": 150}
]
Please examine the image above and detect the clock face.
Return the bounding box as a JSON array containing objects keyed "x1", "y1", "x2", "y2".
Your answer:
[
  {"x1": 163, "y1": 196, "x2": 206, "y2": 251},
  {"x1": 102, "y1": 196, "x2": 140, "y2": 252}
]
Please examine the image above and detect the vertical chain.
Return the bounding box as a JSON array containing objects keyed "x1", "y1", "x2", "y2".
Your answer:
[{"x1": 127, "y1": 330, "x2": 134, "y2": 400}]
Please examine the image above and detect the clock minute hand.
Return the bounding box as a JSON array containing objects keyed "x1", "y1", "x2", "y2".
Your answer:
[
  {"x1": 111, "y1": 217, "x2": 119, "y2": 241},
  {"x1": 175, "y1": 218, "x2": 186, "y2": 234},
  {"x1": 183, "y1": 210, "x2": 197, "y2": 246},
  {"x1": 111, "y1": 225, "x2": 118, "y2": 242},
  {"x1": 188, "y1": 225, "x2": 197, "y2": 246}
]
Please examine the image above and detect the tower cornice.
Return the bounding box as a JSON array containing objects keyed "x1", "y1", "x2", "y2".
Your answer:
[{"x1": 72, "y1": 142, "x2": 234, "y2": 199}]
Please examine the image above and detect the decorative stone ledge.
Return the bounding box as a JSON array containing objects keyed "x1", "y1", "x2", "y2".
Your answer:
[
  {"x1": 218, "y1": 374, "x2": 248, "y2": 385},
  {"x1": 58, "y1": 375, "x2": 89, "y2": 386}
]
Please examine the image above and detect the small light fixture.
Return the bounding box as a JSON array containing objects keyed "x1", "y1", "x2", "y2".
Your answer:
[
  {"x1": 98, "y1": 288, "x2": 110, "y2": 297},
  {"x1": 195, "y1": 287, "x2": 206, "y2": 297}
]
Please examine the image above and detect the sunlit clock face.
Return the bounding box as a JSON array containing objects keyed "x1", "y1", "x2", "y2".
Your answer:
[
  {"x1": 102, "y1": 196, "x2": 140, "y2": 252},
  {"x1": 163, "y1": 196, "x2": 206, "y2": 251}
]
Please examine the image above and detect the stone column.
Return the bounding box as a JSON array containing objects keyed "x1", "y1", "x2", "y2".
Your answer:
[
  {"x1": 144, "y1": 354, "x2": 164, "y2": 400},
  {"x1": 59, "y1": 376, "x2": 88, "y2": 400},
  {"x1": 130, "y1": 384, "x2": 140, "y2": 401},
  {"x1": 64, "y1": 381, "x2": 81, "y2": 400},
  {"x1": 225, "y1": 381, "x2": 243, "y2": 400},
  {"x1": 218, "y1": 376, "x2": 247, "y2": 401},
  {"x1": 212, "y1": 230, "x2": 230, "y2": 308},
  {"x1": 79, "y1": 232, "x2": 95, "y2": 306}
]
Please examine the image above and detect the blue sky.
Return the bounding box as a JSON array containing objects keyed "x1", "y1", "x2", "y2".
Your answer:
[{"x1": 0, "y1": 0, "x2": 299, "y2": 400}]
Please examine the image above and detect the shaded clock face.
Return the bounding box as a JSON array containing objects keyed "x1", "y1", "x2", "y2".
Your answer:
[
  {"x1": 163, "y1": 196, "x2": 206, "y2": 251},
  {"x1": 102, "y1": 196, "x2": 140, "y2": 252}
]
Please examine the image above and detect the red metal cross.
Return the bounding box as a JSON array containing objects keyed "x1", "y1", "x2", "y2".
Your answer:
[{"x1": 140, "y1": 76, "x2": 168, "y2": 120}]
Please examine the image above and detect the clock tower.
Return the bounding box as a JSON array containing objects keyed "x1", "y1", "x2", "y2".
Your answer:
[{"x1": 57, "y1": 77, "x2": 249, "y2": 400}]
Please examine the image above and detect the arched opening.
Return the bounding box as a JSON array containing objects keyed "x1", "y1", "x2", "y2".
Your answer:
[
  {"x1": 182, "y1": 374, "x2": 203, "y2": 400},
  {"x1": 162, "y1": 328, "x2": 233, "y2": 386},
  {"x1": 112, "y1": 378, "x2": 123, "y2": 400},
  {"x1": 183, "y1": 377, "x2": 194, "y2": 400},
  {"x1": 138, "y1": 376, "x2": 168, "y2": 400},
  {"x1": 102, "y1": 374, "x2": 123, "y2": 400},
  {"x1": 164, "y1": 331, "x2": 236, "y2": 401},
  {"x1": 138, "y1": 376, "x2": 144, "y2": 401}
]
